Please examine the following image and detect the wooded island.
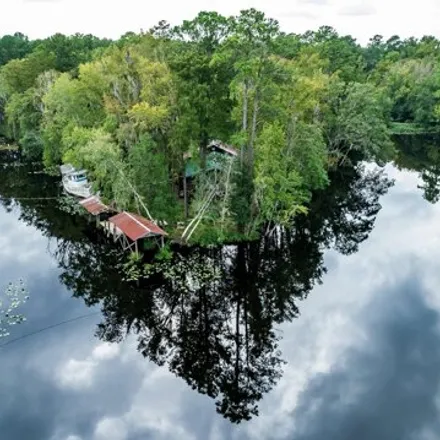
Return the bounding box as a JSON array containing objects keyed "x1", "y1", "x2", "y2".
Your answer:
[{"x1": 0, "y1": 10, "x2": 438, "y2": 243}]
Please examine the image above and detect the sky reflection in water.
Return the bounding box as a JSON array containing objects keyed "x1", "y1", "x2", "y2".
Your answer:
[{"x1": 1, "y1": 151, "x2": 440, "y2": 439}]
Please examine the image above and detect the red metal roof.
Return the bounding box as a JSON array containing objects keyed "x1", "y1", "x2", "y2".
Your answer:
[
  {"x1": 108, "y1": 212, "x2": 167, "y2": 241},
  {"x1": 80, "y1": 196, "x2": 109, "y2": 216}
]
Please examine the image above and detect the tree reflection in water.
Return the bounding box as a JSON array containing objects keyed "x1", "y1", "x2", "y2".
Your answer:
[
  {"x1": 0, "y1": 152, "x2": 393, "y2": 423},
  {"x1": 394, "y1": 134, "x2": 440, "y2": 204}
]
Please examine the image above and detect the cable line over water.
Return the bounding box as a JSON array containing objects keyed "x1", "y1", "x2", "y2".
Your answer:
[{"x1": 0, "y1": 311, "x2": 100, "y2": 350}]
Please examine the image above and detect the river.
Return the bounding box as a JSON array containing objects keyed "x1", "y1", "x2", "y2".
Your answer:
[{"x1": 1, "y1": 136, "x2": 440, "y2": 439}]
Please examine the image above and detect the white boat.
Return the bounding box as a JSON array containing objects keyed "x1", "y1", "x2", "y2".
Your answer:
[{"x1": 60, "y1": 164, "x2": 93, "y2": 198}]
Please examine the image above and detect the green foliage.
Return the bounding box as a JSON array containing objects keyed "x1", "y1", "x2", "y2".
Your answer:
[
  {"x1": 58, "y1": 194, "x2": 87, "y2": 215},
  {"x1": 0, "y1": 11, "x2": 427, "y2": 245},
  {"x1": 302, "y1": 26, "x2": 365, "y2": 82},
  {"x1": 0, "y1": 33, "x2": 33, "y2": 67},
  {"x1": 122, "y1": 251, "x2": 144, "y2": 282},
  {"x1": 0, "y1": 49, "x2": 56, "y2": 95},
  {"x1": 326, "y1": 82, "x2": 394, "y2": 162},
  {"x1": 42, "y1": 70, "x2": 106, "y2": 138},
  {"x1": 155, "y1": 244, "x2": 174, "y2": 261},
  {"x1": 377, "y1": 59, "x2": 440, "y2": 128},
  {"x1": 5, "y1": 89, "x2": 42, "y2": 149},
  {"x1": 290, "y1": 122, "x2": 329, "y2": 190},
  {"x1": 128, "y1": 136, "x2": 179, "y2": 221},
  {"x1": 389, "y1": 122, "x2": 438, "y2": 135},
  {"x1": 20, "y1": 130, "x2": 43, "y2": 160},
  {"x1": 168, "y1": 11, "x2": 235, "y2": 155},
  {"x1": 36, "y1": 33, "x2": 111, "y2": 72},
  {"x1": 188, "y1": 222, "x2": 226, "y2": 245},
  {"x1": 229, "y1": 165, "x2": 254, "y2": 232},
  {"x1": 70, "y1": 129, "x2": 126, "y2": 201},
  {"x1": 255, "y1": 122, "x2": 310, "y2": 227}
]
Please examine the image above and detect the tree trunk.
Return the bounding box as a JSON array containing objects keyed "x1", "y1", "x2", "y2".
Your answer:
[
  {"x1": 241, "y1": 81, "x2": 248, "y2": 166},
  {"x1": 242, "y1": 81, "x2": 248, "y2": 132},
  {"x1": 220, "y1": 157, "x2": 233, "y2": 231},
  {"x1": 235, "y1": 296, "x2": 241, "y2": 388},
  {"x1": 199, "y1": 131, "x2": 208, "y2": 170},
  {"x1": 286, "y1": 113, "x2": 297, "y2": 157},
  {"x1": 183, "y1": 175, "x2": 189, "y2": 219},
  {"x1": 249, "y1": 88, "x2": 259, "y2": 169}
]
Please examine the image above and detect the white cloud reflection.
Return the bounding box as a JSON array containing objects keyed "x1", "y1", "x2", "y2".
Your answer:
[
  {"x1": 3, "y1": 163, "x2": 440, "y2": 440},
  {"x1": 56, "y1": 343, "x2": 120, "y2": 390}
]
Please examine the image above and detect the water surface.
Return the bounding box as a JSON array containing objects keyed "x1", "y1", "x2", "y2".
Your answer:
[{"x1": 1, "y1": 140, "x2": 440, "y2": 440}]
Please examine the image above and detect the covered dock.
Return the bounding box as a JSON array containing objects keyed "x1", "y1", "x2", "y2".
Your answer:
[
  {"x1": 79, "y1": 196, "x2": 113, "y2": 227},
  {"x1": 105, "y1": 211, "x2": 167, "y2": 252},
  {"x1": 80, "y1": 196, "x2": 110, "y2": 216}
]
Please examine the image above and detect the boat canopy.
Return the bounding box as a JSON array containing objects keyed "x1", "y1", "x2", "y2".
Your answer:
[
  {"x1": 60, "y1": 164, "x2": 75, "y2": 175},
  {"x1": 68, "y1": 170, "x2": 88, "y2": 182}
]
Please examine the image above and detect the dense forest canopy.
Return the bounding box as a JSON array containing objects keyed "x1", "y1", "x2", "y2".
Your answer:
[{"x1": 0, "y1": 10, "x2": 437, "y2": 243}]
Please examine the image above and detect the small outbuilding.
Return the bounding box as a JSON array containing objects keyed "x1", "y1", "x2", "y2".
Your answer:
[{"x1": 106, "y1": 211, "x2": 167, "y2": 252}]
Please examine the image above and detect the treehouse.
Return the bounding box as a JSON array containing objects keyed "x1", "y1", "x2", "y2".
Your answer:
[
  {"x1": 184, "y1": 140, "x2": 238, "y2": 179},
  {"x1": 182, "y1": 140, "x2": 238, "y2": 217}
]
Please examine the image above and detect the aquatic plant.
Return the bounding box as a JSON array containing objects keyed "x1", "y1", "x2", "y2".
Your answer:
[{"x1": 0, "y1": 280, "x2": 29, "y2": 339}]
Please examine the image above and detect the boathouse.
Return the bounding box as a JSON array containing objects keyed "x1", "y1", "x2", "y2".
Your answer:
[{"x1": 105, "y1": 211, "x2": 167, "y2": 252}]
